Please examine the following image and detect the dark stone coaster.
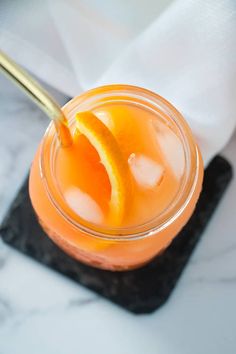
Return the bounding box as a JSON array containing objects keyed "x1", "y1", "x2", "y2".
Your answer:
[{"x1": 0, "y1": 156, "x2": 233, "y2": 314}]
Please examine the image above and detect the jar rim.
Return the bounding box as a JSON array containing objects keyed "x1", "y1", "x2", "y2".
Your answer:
[{"x1": 40, "y1": 84, "x2": 201, "y2": 241}]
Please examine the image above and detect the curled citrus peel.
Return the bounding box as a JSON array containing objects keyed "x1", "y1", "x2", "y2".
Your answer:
[{"x1": 75, "y1": 111, "x2": 131, "y2": 226}]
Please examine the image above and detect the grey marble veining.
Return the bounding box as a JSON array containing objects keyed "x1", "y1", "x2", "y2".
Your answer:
[{"x1": 0, "y1": 74, "x2": 236, "y2": 354}]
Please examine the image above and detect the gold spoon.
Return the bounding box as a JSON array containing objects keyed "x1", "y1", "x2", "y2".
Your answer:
[{"x1": 0, "y1": 50, "x2": 72, "y2": 147}]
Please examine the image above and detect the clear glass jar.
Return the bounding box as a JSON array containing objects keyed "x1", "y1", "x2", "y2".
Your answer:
[{"x1": 29, "y1": 85, "x2": 203, "y2": 270}]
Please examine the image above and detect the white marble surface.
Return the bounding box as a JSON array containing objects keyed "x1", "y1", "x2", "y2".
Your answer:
[{"x1": 0, "y1": 74, "x2": 236, "y2": 354}]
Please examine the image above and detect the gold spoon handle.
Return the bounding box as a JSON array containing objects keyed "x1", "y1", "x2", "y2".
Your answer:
[{"x1": 0, "y1": 50, "x2": 72, "y2": 147}]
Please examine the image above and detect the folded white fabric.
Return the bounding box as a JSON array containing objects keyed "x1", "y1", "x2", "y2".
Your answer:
[{"x1": 0, "y1": 0, "x2": 235, "y2": 164}]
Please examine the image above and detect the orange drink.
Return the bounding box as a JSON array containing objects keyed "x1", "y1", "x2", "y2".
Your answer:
[{"x1": 29, "y1": 85, "x2": 203, "y2": 270}]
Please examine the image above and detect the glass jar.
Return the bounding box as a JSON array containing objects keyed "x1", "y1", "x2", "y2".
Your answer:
[{"x1": 29, "y1": 85, "x2": 203, "y2": 271}]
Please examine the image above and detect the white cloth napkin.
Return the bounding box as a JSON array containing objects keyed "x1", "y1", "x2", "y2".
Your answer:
[{"x1": 0, "y1": 0, "x2": 235, "y2": 164}]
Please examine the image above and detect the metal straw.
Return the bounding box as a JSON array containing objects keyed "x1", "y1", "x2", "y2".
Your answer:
[{"x1": 0, "y1": 50, "x2": 72, "y2": 147}]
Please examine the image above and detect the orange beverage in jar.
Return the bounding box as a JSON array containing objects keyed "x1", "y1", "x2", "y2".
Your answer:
[{"x1": 29, "y1": 85, "x2": 203, "y2": 270}]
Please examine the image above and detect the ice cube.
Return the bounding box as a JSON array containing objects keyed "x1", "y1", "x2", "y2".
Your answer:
[
  {"x1": 152, "y1": 120, "x2": 185, "y2": 179},
  {"x1": 157, "y1": 131, "x2": 185, "y2": 179},
  {"x1": 95, "y1": 110, "x2": 114, "y2": 131},
  {"x1": 65, "y1": 187, "x2": 104, "y2": 224},
  {"x1": 128, "y1": 153, "x2": 164, "y2": 188}
]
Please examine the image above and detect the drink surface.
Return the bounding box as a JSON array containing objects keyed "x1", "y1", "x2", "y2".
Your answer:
[{"x1": 54, "y1": 102, "x2": 185, "y2": 229}]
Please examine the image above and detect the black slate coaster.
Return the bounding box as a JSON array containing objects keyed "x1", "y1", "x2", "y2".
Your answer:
[{"x1": 0, "y1": 156, "x2": 233, "y2": 314}]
